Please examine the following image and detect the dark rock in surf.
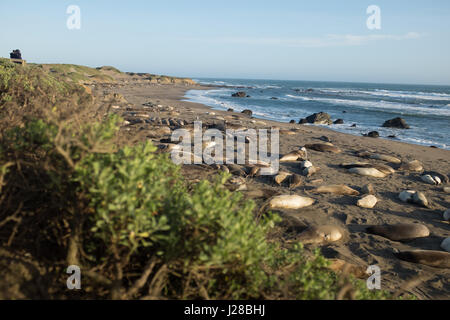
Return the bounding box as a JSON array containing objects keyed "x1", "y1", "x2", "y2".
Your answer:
[
  {"x1": 333, "y1": 119, "x2": 344, "y2": 124},
  {"x1": 232, "y1": 92, "x2": 247, "y2": 98},
  {"x1": 382, "y1": 117, "x2": 410, "y2": 129},
  {"x1": 241, "y1": 109, "x2": 253, "y2": 116},
  {"x1": 305, "y1": 112, "x2": 332, "y2": 125}
]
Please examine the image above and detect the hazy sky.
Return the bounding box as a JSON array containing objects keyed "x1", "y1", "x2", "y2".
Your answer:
[{"x1": 1, "y1": 1, "x2": 449, "y2": 85}]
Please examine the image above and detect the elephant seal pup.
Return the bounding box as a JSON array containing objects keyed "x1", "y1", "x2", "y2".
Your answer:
[
  {"x1": 312, "y1": 185, "x2": 360, "y2": 196},
  {"x1": 348, "y1": 167, "x2": 386, "y2": 178},
  {"x1": 399, "y1": 190, "x2": 429, "y2": 208},
  {"x1": 304, "y1": 143, "x2": 342, "y2": 154},
  {"x1": 357, "y1": 195, "x2": 378, "y2": 208},
  {"x1": 422, "y1": 171, "x2": 449, "y2": 184},
  {"x1": 394, "y1": 250, "x2": 450, "y2": 268},
  {"x1": 328, "y1": 259, "x2": 368, "y2": 279},
  {"x1": 280, "y1": 147, "x2": 308, "y2": 162},
  {"x1": 366, "y1": 223, "x2": 430, "y2": 241},
  {"x1": 296, "y1": 225, "x2": 347, "y2": 244},
  {"x1": 400, "y1": 160, "x2": 423, "y2": 172},
  {"x1": 441, "y1": 238, "x2": 450, "y2": 252},
  {"x1": 269, "y1": 195, "x2": 315, "y2": 210},
  {"x1": 289, "y1": 174, "x2": 303, "y2": 189}
]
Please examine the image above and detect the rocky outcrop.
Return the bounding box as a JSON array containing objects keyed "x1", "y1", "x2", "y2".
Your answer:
[
  {"x1": 232, "y1": 92, "x2": 248, "y2": 98},
  {"x1": 241, "y1": 109, "x2": 253, "y2": 116},
  {"x1": 303, "y1": 112, "x2": 332, "y2": 125},
  {"x1": 382, "y1": 117, "x2": 410, "y2": 129},
  {"x1": 10, "y1": 49, "x2": 22, "y2": 59},
  {"x1": 333, "y1": 119, "x2": 344, "y2": 124}
]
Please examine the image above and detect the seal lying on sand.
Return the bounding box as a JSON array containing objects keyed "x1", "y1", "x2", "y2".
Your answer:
[
  {"x1": 296, "y1": 225, "x2": 347, "y2": 244},
  {"x1": 400, "y1": 160, "x2": 423, "y2": 172},
  {"x1": 366, "y1": 223, "x2": 430, "y2": 241},
  {"x1": 269, "y1": 195, "x2": 315, "y2": 210},
  {"x1": 399, "y1": 190, "x2": 429, "y2": 208},
  {"x1": 394, "y1": 250, "x2": 450, "y2": 268},
  {"x1": 280, "y1": 147, "x2": 308, "y2": 162},
  {"x1": 312, "y1": 185, "x2": 359, "y2": 196},
  {"x1": 304, "y1": 143, "x2": 342, "y2": 154},
  {"x1": 348, "y1": 167, "x2": 386, "y2": 178}
]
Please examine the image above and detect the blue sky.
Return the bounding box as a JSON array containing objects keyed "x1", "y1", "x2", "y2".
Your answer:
[{"x1": 1, "y1": 1, "x2": 449, "y2": 84}]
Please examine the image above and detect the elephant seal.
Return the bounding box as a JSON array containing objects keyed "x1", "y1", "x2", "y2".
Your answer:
[
  {"x1": 348, "y1": 167, "x2": 386, "y2": 178},
  {"x1": 340, "y1": 163, "x2": 394, "y2": 175},
  {"x1": 357, "y1": 195, "x2": 378, "y2": 208},
  {"x1": 296, "y1": 225, "x2": 347, "y2": 244},
  {"x1": 441, "y1": 238, "x2": 450, "y2": 252},
  {"x1": 368, "y1": 153, "x2": 402, "y2": 164},
  {"x1": 444, "y1": 209, "x2": 450, "y2": 222},
  {"x1": 312, "y1": 185, "x2": 359, "y2": 196},
  {"x1": 274, "y1": 172, "x2": 292, "y2": 185},
  {"x1": 400, "y1": 160, "x2": 423, "y2": 172},
  {"x1": 280, "y1": 147, "x2": 308, "y2": 162},
  {"x1": 399, "y1": 190, "x2": 429, "y2": 208},
  {"x1": 269, "y1": 195, "x2": 315, "y2": 210},
  {"x1": 366, "y1": 223, "x2": 430, "y2": 241},
  {"x1": 394, "y1": 250, "x2": 450, "y2": 268},
  {"x1": 304, "y1": 143, "x2": 342, "y2": 154},
  {"x1": 289, "y1": 174, "x2": 303, "y2": 189}
]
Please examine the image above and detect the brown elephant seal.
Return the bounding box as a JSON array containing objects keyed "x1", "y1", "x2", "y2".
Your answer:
[
  {"x1": 296, "y1": 225, "x2": 347, "y2": 244},
  {"x1": 394, "y1": 250, "x2": 450, "y2": 268},
  {"x1": 304, "y1": 143, "x2": 342, "y2": 154},
  {"x1": 400, "y1": 160, "x2": 423, "y2": 172},
  {"x1": 312, "y1": 185, "x2": 359, "y2": 196},
  {"x1": 328, "y1": 259, "x2": 368, "y2": 279},
  {"x1": 366, "y1": 223, "x2": 430, "y2": 241},
  {"x1": 280, "y1": 147, "x2": 308, "y2": 162},
  {"x1": 289, "y1": 174, "x2": 303, "y2": 189}
]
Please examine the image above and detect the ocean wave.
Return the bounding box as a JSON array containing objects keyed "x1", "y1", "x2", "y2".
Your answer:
[
  {"x1": 292, "y1": 87, "x2": 450, "y2": 102},
  {"x1": 285, "y1": 94, "x2": 450, "y2": 116}
]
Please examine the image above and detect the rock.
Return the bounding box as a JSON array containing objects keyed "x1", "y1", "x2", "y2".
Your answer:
[
  {"x1": 270, "y1": 97, "x2": 278, "y2": 100},
  {"x1": 444, "y1": 209, "x2": 450, "y2": 221},
  {"x1": 361, "y1": 184, "x2": 376, "y2": 195},
  {"x1": 305, "y1": 88, "x2": 314, "y2": 93},
  {"x1": 382, "y1": 117, "x2": 410, "y2": 129},
  {"x1": 351, "y1": 124, "x2": 357, "y2": 127},
  {"x1": 298, "y1": 119, "x2": 308, "y2": 124},
  {"x1": 444, "y1": 187, "x2": 450, "y2": 194},
  {"x1": 441, "y1": 238, "x2": 450, "y2": 252},
  {"x1": 227, "y1": 108, "x2": 234, "y2": 112},
  {"x1": 357, "y1": 195, "x2": 378, "y2": 208},
  {"x1": 231, "y1": 92, "x2": 247, "y2": 98},
  {"x1": 241, "y1": 109, "x2": 253, "y2": 116},
  {"x1": 366, "y1": 131, "x2": 380, "y2": 138},
  {"x1": 333, "y1": 119, "x2": 344, "y2": 124},
  {"x1": 305, "y1": 112, "x2": 332, "y2": 125},
  {"x1": 289, "y1": 120, "x2": 296, "y2": 124}
]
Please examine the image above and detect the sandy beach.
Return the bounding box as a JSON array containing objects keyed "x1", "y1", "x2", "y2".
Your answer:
[{"x1": 89, "y1": 73, "x2": 449, "y2": 300}]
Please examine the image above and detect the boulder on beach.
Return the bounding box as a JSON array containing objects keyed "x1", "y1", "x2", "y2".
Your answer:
[
  {"x1": 231, "y1": 91, "x2": 248, "y2": 98},
  {"x1": 241, "y1": 109, "x2": 253, "y2": 116},
  {"x1": 289, "y1": 120, "x2": 296, "y2": 124},
  {"x1": 366, "y1": 131, "x2": 380, "y2": 138},
  {"x1": 304, "y1": 112, "x2": 332, "y2": 125},
  {"x1": 382, "y1": 117, "x2": 410, "y2": 129},
  {"x1": 227, "y1": 108, "x2": 234, "y2": 112},
  {"x1": 298, "y1": 118, "x2": 308, "y2": 124},
  {"x1": 333, "y1": 119, "x2": 344, "y2": 124}
]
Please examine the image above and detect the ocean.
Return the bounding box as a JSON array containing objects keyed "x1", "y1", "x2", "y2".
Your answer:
[{"x1": 183, "y1": 79, "x2": 450, "y2": 150}]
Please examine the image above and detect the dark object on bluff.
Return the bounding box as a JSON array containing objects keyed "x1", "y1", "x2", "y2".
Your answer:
[
  {"x1": 241, "y1": 109, "x2": 253, "y2": 116},
  {"x1": 333, "y1": 119, "x2": 344, "y2": 124},
  {"x1": 10, "y1": 49, "x2": 22, "y2": 59},
  {"x1": 232, "y1": 92, "x2": 248, "y2": 98},
  {"x1": 304, "y1": 112, "x2": 332, "y2": 125},
  {"x1": 366, "y1": 131, "x2": 380, "y2": 138},
  {"x1": 289, "y1": 120, "x2": 296, "y2": 124},
  {"x1": 227, "y1": 108, "x2": 234, "y2": 112},
  {"x1": 382, "y1": 117, "x2": 410, "y2": 129}
]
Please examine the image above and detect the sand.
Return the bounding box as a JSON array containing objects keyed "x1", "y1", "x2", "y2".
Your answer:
[{"x1": 90, "y1": 75, "x2": 450, "y2": 300}]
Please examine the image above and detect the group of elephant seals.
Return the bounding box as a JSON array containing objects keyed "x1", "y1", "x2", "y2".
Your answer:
[
  {"x1": 366, "y1": 223, "x2": 430, "y2": 241},
  {"x1": 394, "y1": 250, "x2": 450, "y2": 268}
]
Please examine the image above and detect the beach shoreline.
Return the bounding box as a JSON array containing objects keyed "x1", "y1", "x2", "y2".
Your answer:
[{"x1": 90, "y1": 76, "x2": 449, "y2": 300}]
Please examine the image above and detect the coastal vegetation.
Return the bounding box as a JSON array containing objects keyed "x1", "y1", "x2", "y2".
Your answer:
[{"x1": 0, "y1": 60, "x2": 399, "y2": 300}]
